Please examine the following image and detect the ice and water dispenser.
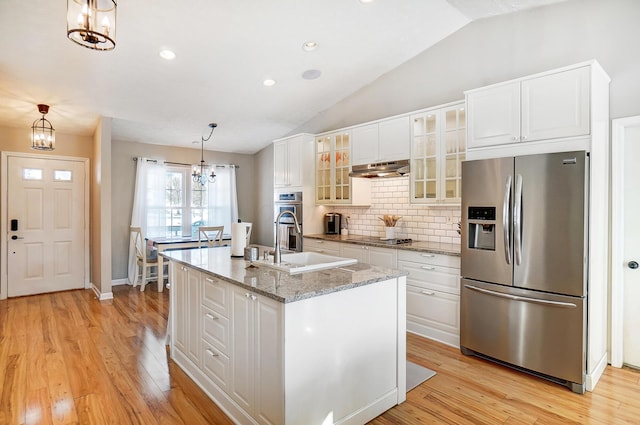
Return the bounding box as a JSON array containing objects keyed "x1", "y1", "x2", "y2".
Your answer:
[{"x1": 467, "y1": 207, "x2": 496, "y2": 251}]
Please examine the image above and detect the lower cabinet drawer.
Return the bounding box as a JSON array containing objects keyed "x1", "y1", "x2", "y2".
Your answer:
[
  {"x1": 398, "y1": 260, "x2": 460, "y2": 295},
  {"x1": 202, "y1": 305, "x2": 230, "y2": 355},
  {"x1": 202, "y1": 275, "x2": 230, "y2": 317},
  {"x1": 202, "y1": 339, "x2": 230, "y2": 391},
  {"x1": 303, "y1": 238, "x2": 341, "y2": 256},
  {"x1": 406, "y1": 284, "x2": 460, "y2": 348}
]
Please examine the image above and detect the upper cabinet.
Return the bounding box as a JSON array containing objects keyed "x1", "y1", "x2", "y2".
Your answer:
[
  {"x1": 273, "y1": 133, "x2": 314, "y2": 189},
  {"x1": 351, "y1": 116, "x2": 411, "y2": 165},
  {"x1": 411, "y1": 101, "x2": 466, "y2": 204},
  {"x1": 466, "y1": 65, "x2": 591, "y2": 150},
  {"x1": 315, "y1": 131, "x2": 352, "y2": 204}
]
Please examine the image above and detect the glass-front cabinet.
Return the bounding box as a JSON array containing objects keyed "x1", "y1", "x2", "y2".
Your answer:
[
  {"x1": 411, "y1": 101, "x2": 465, "y2": 204},
  {"x1": 315, "y1": 131, "x2": 351, "y2": 204}
]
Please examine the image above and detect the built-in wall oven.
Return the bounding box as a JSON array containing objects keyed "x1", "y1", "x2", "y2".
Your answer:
[{"x1": 274, "y1": 192, "x2": 303, "y2": 252}]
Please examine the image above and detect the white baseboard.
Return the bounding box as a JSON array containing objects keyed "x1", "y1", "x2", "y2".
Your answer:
[
  {"x1": 586, "y1": 352, "x2": 608, "y2": 392},
  {"x1": 92, "y1": 284, "x2": 113, "y2": 301},
  {"x1": 111, "y1": 278, "x2": 129, "y2": 286}
]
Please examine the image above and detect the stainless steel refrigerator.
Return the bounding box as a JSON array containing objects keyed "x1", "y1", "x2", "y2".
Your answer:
[{"x1": 460, "y1": 151, "x2": 588, "y2": 393}]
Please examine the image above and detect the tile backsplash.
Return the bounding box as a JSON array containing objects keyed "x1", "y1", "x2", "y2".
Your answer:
[{"x1": 331, "y1": 177, "x2": 461, "y2": 245}]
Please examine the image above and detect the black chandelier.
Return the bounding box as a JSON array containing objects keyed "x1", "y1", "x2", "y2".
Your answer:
[
  {"x1": 192, "y1": 123, "x2": 218, "y2": 187},
  {"x1": 31, "y1": 104, "x2": 56, "y2": 151},
  {"x1": 67, "y1": 0, "x2": 117, "y2": 51}
]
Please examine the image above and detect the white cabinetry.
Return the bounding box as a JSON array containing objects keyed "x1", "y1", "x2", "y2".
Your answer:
[
  {"x1": 230, "y1": 286, "x2": 283, "y2": 425},
  {"x1": 315, "y1": 131, "x2": 371, "y2": 205},
  {"x1": 201, "y1": 275, "x2": 231, "y2": 391},
  {"x1": 340, "y1": 244, "x2": 397, "y2": 268},
  {"x1": 411, "y1": 101, "x2": 466, "y2": 204},
  {"x1": 173, "y1": 264, "x2": 201, "y2": 365},
  {"x1": 466, "y1": 65, "x2": 590, "y2": 150},
  {"x1": 352, "y1": 116, "x2": 411, "y2": 165},
  {"x1": 303, "y1": 238, "x2": 341, "y2": 256},
  {"x1": 398, "y1": 250, "x2": 461, "y2": 347},
  {"x1": 273, "y1": 133, "x2": 313, "y2": 189},
  {"x1": 171, "y1": 262, "x2": 283, "y2": 425}
]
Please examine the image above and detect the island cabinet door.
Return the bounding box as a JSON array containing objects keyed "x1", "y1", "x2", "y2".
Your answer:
[
  {"x1": 171, "y1": 264, "x2": 202, "y2": 366},
  {"x1": 254, "y1": 296, "x2": 284, "y2": 425},
  {"x1": 172, "y1": 264, "x2": 189, "y2": 356},
  {"x1": 230, "y1": 286, "x2": 255, "y2": 413},
  {"x1": 230, "y1": 286, "x2": 284, "y2": 425}
]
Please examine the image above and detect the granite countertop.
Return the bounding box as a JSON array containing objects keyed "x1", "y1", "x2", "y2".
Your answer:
[
  {"x1": 303, "y1": 234, "x2": 461, "y2": 256},
  {"x1": 161, "y1": 246, "x2": 407, "y2": 304}
]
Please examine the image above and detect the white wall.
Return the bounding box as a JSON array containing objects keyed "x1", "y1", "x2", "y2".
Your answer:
[{"x1": 291, "y1": 0, "x2": 640, "y2": 135}]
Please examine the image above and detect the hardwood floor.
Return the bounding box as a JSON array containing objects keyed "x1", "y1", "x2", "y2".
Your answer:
[{"x1": 0, "y1": 286, "x2": 638, "y2": 425}]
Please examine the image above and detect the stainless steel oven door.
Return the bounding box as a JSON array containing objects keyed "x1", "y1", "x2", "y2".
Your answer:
[
  {"x1": 274, "y1": 203, "x2": 301, "y2": 224},
  {"x1": 277, "y1": 223, "x2": 302, "y2": 252}
]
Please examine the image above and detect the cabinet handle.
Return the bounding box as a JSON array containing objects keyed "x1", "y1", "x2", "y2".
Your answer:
[
  {"x1": 421, "y1": 266, "x2": 436, "y2": 270},
  {"x1": 205, "y1": 349, "x2": 219, "y2": 358},
  {"x1": 512, "y1": 136, "x2": 518, "y2": 141},
  {"x1": 420, "y1": 291, "x2": 435, "y2": 296},
  {"x1": 421, "y1": 254, "x2": 435, "y2": 258},
  {"x1": 205, "y1": 313, "x2": 218, "y2": 320},
  {"x1": 205, "y1": 277, "x2": 214, "y2": 283},
  {"x1": 521, "y1": 136, "x2": 527, "y2": 140},
  {"x1": 182, "y1": 267, "x2": 188, "y2": 271},
  {"x1": 250, "y1": 295, "x2": 257, "y2": 301},
  {"x1": 245, "y1": 293, "x2": 251, "y2": 298}
]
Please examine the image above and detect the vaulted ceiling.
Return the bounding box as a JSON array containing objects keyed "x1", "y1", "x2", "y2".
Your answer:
[{"x1": 0, "y1": 0, "x2": 566, "y2": 154}]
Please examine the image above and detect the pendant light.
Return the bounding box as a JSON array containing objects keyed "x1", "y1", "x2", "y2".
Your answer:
[
  {"x1": 192, "y1": 123, "x2": 218, "y2": 187},
  {"x1": 31, "y1": 104, "x2": 55, "y2": 151},
  {"x1": 67, "y1": 0, "x2": 117, "y2": 51}
]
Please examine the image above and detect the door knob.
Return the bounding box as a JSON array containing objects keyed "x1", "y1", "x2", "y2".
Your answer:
[{"x1": 629, "y1": 261, "x2": 639, "y2": 270}]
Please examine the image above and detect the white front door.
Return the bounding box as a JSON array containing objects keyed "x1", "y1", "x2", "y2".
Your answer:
[
  {"x1": 612, "y1": 116, "x2": 640, "y2": 369},
  {"x1": 6, "y1": 155, "x2": 86, "y2": 297}
]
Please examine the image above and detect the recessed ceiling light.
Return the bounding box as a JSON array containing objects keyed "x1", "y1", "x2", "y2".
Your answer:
[
  {"x1": 302, "y1": 41, "x2": 318, "y2": 52},
  {"x1": 159, "y1": 49, "x2": 176, "y2": 60},
  {"x1": 263, "y1": 79, "x2": 276, "y2": 87},
  {"x1": 359, "y1": 0, "x2": 374, "y2": 3},
  {"x1": 302, "y1": 69, "x2": 322, "y2": 80}
]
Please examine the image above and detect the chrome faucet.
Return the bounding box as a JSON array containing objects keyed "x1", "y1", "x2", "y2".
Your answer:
[{"x1": 274, "y1": 210, "x2": 301, "y2": 264}]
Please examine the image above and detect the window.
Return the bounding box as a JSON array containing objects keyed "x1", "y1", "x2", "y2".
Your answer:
[{"x1": 137, "y1": 161, "x2": 237, "y2": 239}]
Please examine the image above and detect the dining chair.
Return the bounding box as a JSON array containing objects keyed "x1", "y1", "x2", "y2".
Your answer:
[
  {"x1": 198, "y1": 225, "x2": 225, "y2": 248},
  {"x1": 130, "y1": 226, "x2": 164, "y2": 291}
]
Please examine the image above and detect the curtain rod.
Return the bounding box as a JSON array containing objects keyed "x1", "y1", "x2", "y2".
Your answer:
[{"x1": 133, "y1": 157, "x2": 239, "y2": 168}]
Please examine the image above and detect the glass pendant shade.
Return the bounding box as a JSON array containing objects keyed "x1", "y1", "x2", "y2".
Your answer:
[
  {"x1": 67, "y1": 0, "x2": 117, "y2": 51},
  {"x1": 31, "y1": 104, "x2": 55, "y2": 151}
]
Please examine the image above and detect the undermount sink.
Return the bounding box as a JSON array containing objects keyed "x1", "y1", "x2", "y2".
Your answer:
[{"x1": 255, "y1": 251, "x2": 357, "y2": 274}]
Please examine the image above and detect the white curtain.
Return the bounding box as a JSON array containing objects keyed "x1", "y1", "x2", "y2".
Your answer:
[
  {"x1": 127, "y1": 158, "x2": 166, "y2": 284},
  {"x1": 207, "y1": 165, "x2": 239, "y2": 235}
]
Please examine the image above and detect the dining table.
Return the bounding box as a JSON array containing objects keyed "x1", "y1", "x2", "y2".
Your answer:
[{"x1": 149, "y1": 234, "x2": 231, "y2": 291}]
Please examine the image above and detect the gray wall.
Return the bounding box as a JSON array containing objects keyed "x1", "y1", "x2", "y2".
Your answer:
[
  {"x1": 111, "y1": 140, "x2": 257, "y2": 280},
  {"x1": 254, "y1": 144, "x2": 275, "y2": 247},
  {"x1": 290, "y1": 0, "x2": 640, "y2": 135}
]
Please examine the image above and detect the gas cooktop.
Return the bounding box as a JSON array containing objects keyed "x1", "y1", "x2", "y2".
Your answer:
[{"x1": 347, "y1": 236, "x2": 413, "y2": 245}]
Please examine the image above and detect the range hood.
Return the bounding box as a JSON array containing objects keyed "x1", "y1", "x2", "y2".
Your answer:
[{"x1": 349, "y1": 159, "x2": 410, "y2": 178}]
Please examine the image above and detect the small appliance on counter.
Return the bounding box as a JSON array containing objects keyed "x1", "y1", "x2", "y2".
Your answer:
[{"x1": 324, "y1": 213, "x2": 341, "y2": 235}]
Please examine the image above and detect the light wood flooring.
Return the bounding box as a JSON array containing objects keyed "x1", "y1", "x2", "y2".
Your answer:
[{"x1": 0, "y1": 286, "x2": 638, "y2": 424}]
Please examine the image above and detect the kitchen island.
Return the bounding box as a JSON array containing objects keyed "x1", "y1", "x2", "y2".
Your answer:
[{"x1": 162, "y1": 246, "x2": 407, "y2": 425}]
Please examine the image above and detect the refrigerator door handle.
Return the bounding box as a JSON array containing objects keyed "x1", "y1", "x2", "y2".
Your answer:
[
  {"x1": 503, "y1": 175, "x2": 512, "y2": 265},
  {"x1": 464, "y1": 284, "x2": 578, "y2": 308},
  {"x1": 514, "y1": 174, "x2": 523, "y2": 265}
]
